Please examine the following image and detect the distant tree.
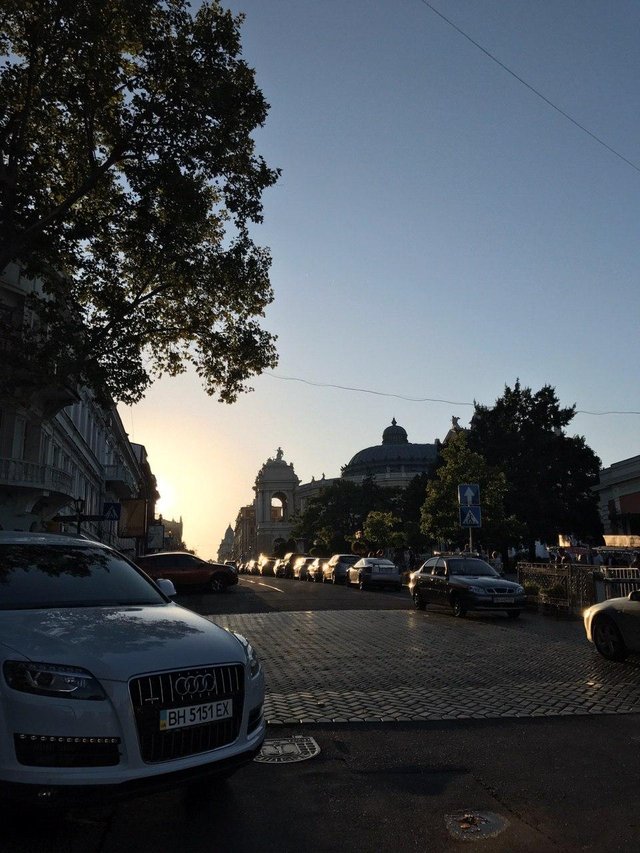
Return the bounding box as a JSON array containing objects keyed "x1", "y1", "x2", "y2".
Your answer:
[
  {"x1": 0, "y1": 0, "x2": 279, "y2": 405},
  {"x1": 421, "y1": 430, "x2": 524, "y2": 550},
  {"x1": 362, "y1": 511, "x2": 401, "y2": 551},
  {"x1": 468, "y1": 381, "x2": 603, "y2": 553}
]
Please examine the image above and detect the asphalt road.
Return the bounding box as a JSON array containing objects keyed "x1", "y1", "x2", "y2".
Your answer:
[{"x1": 4, "y1": 576, "x2": 640, "y2": 852}]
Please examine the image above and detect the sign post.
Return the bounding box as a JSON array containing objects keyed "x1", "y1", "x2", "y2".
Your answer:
[{"x1": 458, "y1": 484, "x2": 481, "y2": 551}]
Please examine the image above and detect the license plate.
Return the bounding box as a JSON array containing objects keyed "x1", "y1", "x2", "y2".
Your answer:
[
  {"x1": 497, "y1": 596, "x2": 514, "y2": 604},
  {"x1": 159, "y1": 699, "x2": 233, "y2": 731},
  {"x1": 374, "y1": 567, "x2": 392, "y2": 573}
]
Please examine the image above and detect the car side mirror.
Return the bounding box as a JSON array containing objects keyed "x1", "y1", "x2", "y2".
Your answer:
[
  {"x1": 156, "y1": 578, "x2": 177, "y2": 598},
  {"x1": 628, "y1": 589, "x2": 640, "y2": 602}
]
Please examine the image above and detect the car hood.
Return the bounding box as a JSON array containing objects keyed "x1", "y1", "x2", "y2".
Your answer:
[
  {"x1": 451, "y1": 576, "x2": 521, "y2": 590},
  {"x1": 0, "y1": 604, "x2": 243, "y2": 680}
]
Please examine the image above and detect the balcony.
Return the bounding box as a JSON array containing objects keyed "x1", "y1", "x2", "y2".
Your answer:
[
  {"x1": 104, "y1": 463, "x2": 137, "y2": 498},
  {"x1": 0, "y1": 458, "x2": 73, "y2": 494}
]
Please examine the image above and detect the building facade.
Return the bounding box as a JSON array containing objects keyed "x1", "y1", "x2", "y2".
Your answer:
[{"x1": 593, "y1": 454, "x2": 640, "y2": 541}]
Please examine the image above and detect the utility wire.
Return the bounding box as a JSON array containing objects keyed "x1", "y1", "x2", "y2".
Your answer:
[
  {"x1": 265, "y1": 373, "x2": 640, "y2": 417},
  {"x1": 417, "y1": 0, "x2": 640, "y2": 175}
]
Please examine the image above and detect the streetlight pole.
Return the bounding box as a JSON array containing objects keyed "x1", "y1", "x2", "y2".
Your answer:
[{"x1": 73, "y1": 497, "x2": 85, "y2": 536}]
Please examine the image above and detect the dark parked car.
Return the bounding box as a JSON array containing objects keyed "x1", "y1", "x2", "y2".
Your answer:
[
  {"x1": 307, "y1": 557, "x2": 326, "y2": 583},
  {"x1": 409, "y1": 555, "x2": 525, "y2": 618},
  {"x1": 259, "y1": 558, "x2": 276, "y2": 577},
  {"x1": 282, "y1": 552, "x2": 306, "y2": 579},
  {"x1": 135, "y1": 552, "x2": 237, "y2": 593}
]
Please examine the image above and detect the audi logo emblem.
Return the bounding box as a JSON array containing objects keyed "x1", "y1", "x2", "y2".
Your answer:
[{"x1": 174, "y1": 674, "x2": 216, "y2": 696}]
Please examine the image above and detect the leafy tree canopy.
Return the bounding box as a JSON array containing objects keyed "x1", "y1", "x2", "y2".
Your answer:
[
  {"x1": 362, "y1": 510, "x2": 401, "y2": 550},
  {"x1": 0, "y1": 0, "x2": 279, "y2": 405},
  {"x1": 421, "y1": 429, "x2": 524, "y2": 550},
  {"x1": 467, "y1": 381, "x2": 602, "y2": 546}
]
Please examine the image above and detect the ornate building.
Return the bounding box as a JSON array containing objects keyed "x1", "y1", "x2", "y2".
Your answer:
[
  {"x1": 253, "y1": 447, "x2": 300, "y2": 556},
  {"x1": 217, "y1": 524, "x2": 234, "y2": 562},
  {"x1": 341, "y1": 419, "x2": 439, "y2": 487}
]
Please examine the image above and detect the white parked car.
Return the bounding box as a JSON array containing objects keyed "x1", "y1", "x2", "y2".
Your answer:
[
  {"x1": 0, "y1": 533, "x2": 265, "y2": 804},
  {"x1": 345, "y1": 558, "x2": 403, "y2": 591},
  {"x1": 584, "y1": 590, "x2": 640, "y2": 661}
]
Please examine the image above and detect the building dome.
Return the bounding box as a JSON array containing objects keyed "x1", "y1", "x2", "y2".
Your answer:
[
  {"x1": 341, "y1": 420, "x2": 438, "y2": 485},
  {"x1": 382, "y1": 418, "x2": 408, "y2": 445}
]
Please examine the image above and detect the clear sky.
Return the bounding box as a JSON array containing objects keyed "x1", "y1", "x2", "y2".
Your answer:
[{"x1": 120, "y1": 0, "x2": 640, "y2": 560}]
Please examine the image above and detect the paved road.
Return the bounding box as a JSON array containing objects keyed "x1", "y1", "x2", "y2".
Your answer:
[{"x1": 5, "y1": 576, "x2": 640, "y2": 852}]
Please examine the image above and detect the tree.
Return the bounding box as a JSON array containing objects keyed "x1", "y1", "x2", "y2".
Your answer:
[
  {"x1": 362, "y1": 511, "x2": 400, "y2": 551},
  {"x1": 0, "y1": 0, "x2": 279, "y2": 405},
  {"x1": 468, "y1": 381, "x2": 602, "y2": 551},
  {"x1": 421, "y1": 430, "x2": 524, "y2": 550}
]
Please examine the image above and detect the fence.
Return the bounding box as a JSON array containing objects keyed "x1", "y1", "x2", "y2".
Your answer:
[{"x1": 517, "y1": 562, "x2": 640, "y2": 615}]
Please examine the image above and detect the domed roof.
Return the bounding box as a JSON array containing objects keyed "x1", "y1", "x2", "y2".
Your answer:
[
  {"x1": 382, "y1": 418, "x2": 408, "y2": 445},
  {"x1": 343, "y1": 420, "x2": 438, "y2": 476}
]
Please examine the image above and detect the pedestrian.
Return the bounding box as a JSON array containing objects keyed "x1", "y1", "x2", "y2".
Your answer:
[
  {"x1": 491, "y1": 550, "x2": 503, "y2": 575},
  {"x1": 557, "y1": 547, "x2": 572, "y2": 565},
  {"x1": 592, "y1": 551, "x2": 604, "y2": 567}
]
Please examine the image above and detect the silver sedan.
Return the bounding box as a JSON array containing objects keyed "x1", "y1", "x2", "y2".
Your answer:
[
  {"x1": 584, "y1": 590, "x2": 640, "y2": 660},
  {"x1": 345, "y1": 558, "x2": 403, "y2": 592}
]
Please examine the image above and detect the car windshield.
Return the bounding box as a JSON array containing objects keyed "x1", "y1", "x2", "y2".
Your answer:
[
  {"x1": 447, "y1": 559, "x2": 500, "y2": 577},
  {"x1": 0, "y1": 544, "x2": 167, "y2": 609}
]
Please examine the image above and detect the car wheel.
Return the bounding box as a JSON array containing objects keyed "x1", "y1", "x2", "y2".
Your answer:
[
  {"x1": 451, "y1": 594, "x2": 466, "y2": 617},
  {"x1": 413, "y1": 590, "x2": 426, "y2": 611},
  {"x1": 593, "y1": 615, "x2": 628, "y2": 661},
  {"x1": 507, "y1": 610, "x2": 521, "y2": 619},
  {"x1": 210, "y1": 576, "x2": 226, "y2": 593}
]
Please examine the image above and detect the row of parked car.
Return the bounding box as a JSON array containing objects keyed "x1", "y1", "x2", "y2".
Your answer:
[{"x1": 240, "y1": 553, "x2": 404, "y2": 591}]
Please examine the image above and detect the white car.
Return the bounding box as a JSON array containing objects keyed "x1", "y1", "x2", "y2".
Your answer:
[
  {"x1": 0, "y1": 532, "x2": 265, "y2": 804},
  {"x1": 345, "y1": 558, "x2": 403, "y2": 591},
  {"x1": 584, "y1": 590, "x2": 640, "y2": 660}
]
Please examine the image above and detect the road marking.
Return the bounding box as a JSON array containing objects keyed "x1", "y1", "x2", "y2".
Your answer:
[{"x1": 243, "y1": 579, "x2": 284, "y2": 593}]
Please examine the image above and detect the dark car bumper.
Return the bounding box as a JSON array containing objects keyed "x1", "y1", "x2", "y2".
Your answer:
[{"x1": 462, "y1": 593, "x2": 526, "y2": 611}]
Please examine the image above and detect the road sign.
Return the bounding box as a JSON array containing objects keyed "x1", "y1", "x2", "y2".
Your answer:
[
  {"x1": 459, "y1": 505, "x2": 482, "y2": 527},
  {"x1": 458, "y1": 484, "x2": 480, "y2": 506},
  {"x1": 103, "y1": 502, "x2": 121, "y2": 521}
]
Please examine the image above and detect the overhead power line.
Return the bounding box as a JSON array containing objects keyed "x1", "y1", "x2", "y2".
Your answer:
[
  {"x1": 417, "y1": 0, "x2": 640, "y2": 175},
  {"x1": 265, "y1": 373, "x2": 640, "y2": 417}
]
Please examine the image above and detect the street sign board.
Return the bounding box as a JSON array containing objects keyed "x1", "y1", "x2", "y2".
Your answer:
[
  {"x1": 459, "y1": 505, "x2": 482, "y2": 527},
  {"x1": 103, "y1": 502, "x2": 121, "y2": 521},
  {"x1": 458, "y1": 484, "x2": 480, "y2": 506}
]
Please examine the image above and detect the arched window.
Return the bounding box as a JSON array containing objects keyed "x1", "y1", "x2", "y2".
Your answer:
[{"x1": 271, "y1": 492, "x2": 288, "y2": 522}]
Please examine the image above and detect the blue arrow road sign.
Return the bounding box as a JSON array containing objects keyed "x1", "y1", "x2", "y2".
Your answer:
[
  {"x1": 458, "y1": 483, "x2": 480, "y2": 506},
  {"x1": 459, "y1": 505, "x2": 481, "y2": 528},
  {"x1": 103, "y1": 502, "x2": 121, "y2": 521}
]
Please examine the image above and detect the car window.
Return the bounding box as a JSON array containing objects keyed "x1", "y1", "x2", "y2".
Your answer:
[
  {"x1": 447, "y1": 558, "x2": 499, "y2": 577},
  {"x1": 0, "y1": 544, "x2": 166, "y2": 609},
  {"x1": 433, "y1": 559, "x2": 446, "y2": 577}
]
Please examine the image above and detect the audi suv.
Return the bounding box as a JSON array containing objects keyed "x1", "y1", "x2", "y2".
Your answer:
[{"x1": 0, "y1": 532, "x2": 265, "y2": 804}]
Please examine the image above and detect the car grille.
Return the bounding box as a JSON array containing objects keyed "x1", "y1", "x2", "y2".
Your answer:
[
  {"x1": 492, "y1": 587, "x2": 517, "y2": 595},
  {"x1": 129, "y1": 664, "x2": 244, "y2": 763}
]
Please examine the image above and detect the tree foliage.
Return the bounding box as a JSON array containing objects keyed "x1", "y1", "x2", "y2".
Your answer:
[
  {"x1": 420, "y1": 429, "x2": 524, "y2": 549},
  {"x1": 467, "y1": 381, "x2": 602, "y2": 547},
  {"x1": 362, "y1": 511, "x2": 401, "y2": 550},
  {"x1": 0, "y1": 0, "x2": 279, "y2": 404}
]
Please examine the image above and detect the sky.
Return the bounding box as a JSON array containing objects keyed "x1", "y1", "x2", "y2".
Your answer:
[{"x1": 120, "y1": 0, "x2": 640, "y2": 560}]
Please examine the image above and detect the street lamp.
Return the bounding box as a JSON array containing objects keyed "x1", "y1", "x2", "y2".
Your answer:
[{"x1": 73, "y1": 497, "x2": 85, "y2": 536}]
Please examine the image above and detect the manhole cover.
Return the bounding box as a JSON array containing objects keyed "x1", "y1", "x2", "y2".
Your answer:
[
  {"x1": 254, "y1": 736, "x2": 321, "y2": 764},
  {"x1": 444, "y1": 811, "x2": 509, "y2": 841}
]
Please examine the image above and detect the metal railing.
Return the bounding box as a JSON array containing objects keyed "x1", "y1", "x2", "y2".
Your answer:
[
  {"x1": 0, "y1": 457, "x2": 73, "y2": 493},
  {"x1": 517, "y1": 562, "x2": 640, "y2": 614}
]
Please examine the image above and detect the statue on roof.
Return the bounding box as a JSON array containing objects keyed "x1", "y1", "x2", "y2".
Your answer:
[
  {"x1": 276, "y1": 446, "x2": 283, "y2": 461},
  {"x1": 451, "y1": 416, "x2": 460, "y2": 429}
]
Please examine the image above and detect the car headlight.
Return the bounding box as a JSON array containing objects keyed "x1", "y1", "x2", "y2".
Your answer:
[
  {"x1": 3, "y1": 661, "x2": 106, "y2": 700},
  {"x1": 467, "y1": 585, "x2": 490, "y2": 595},
  {"x1": 231, "y1": 633, "x2": 261, "y2": 678},
  {"x1": 514, "y1": 585, "x2": 525, "y2": 595}
]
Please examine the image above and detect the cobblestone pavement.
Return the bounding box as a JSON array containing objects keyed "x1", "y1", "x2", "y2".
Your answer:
[{"x1": 207, "y1": 609, "x2": 640, "y2": 724}]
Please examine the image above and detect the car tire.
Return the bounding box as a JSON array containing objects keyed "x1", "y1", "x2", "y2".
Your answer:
[
  {"x1": 592, "y1": 615, "x2": 628, "y2": 661},
  {"x1": 451, "y1": 594, "x2": 467, "y2": 617},
  {"x1": 413, "y1": 590, "x2": 426, "y2": 610},
  {"x1": 507, "y1": 610, "x2": 521, "y2": 619},
  {"x1": 210, "y1": 576, "x2": 227, "y2": 593}
]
